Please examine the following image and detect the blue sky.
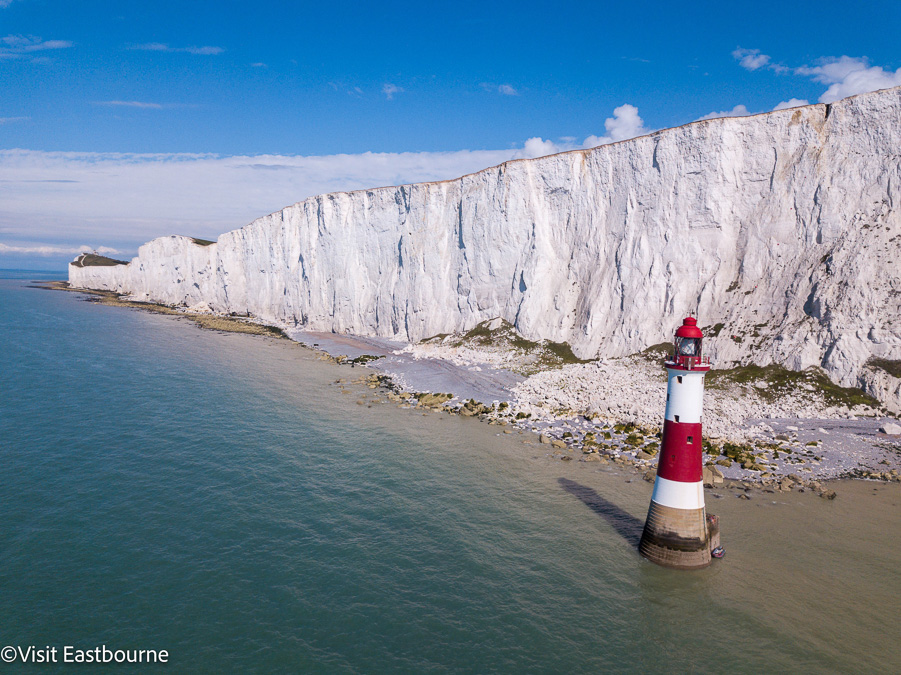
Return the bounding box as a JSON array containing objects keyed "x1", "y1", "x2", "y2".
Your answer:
[{"x1": 2, "y1": 0, "x2": 900, "y2": 268}]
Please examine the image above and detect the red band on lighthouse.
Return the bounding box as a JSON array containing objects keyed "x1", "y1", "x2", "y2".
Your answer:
[{"x1": 657, "y1": 420, "x2": 703, "y2": 483}]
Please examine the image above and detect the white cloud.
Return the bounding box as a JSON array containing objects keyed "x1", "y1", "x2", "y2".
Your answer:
[
  {"x1": 128, "y1": 43, "x2": 224, "y2": 55},
  {"x1": 185, "y1": 45, "x2": 223, "y2": 55},
  {"x1": 797, "y1": 56, "x2": 870, "y2": 84},
  {"x1": 480, "y1": 82, "x2": 520, "y2": 96},
  {"x1": 732, "y1": 47, "x2": 790, "y2": 74},
  {"x1": 517, "y1": 137, "x2": 561, "y2": 159},
  {"x1": 129, "y1": 42, "x2": 172, "y2": 51},
  {"x1": 1, "y1": 35, "x2": 71, "y2": 51},
  {"x1": 382, "y1": 83, "x2": 403, "y2": 100},
  {"x1": 697, "y1": 104, "x2": 752, "y2": 121},
  {"x1": 513, "y1": 104, "x2": 651, "y2": 159},
  {"x1": 733, "y1": 48, "x2": 770, "y2": 71},
  {"x1": 796, "y1": 56, "x2": 901, "y2": 103},
  {"x1": 602, "y1": 104, "x2": 648, "y2": 141},
  {"x1": 0, "y1": 243, "x2": 121, "y2": 256},
  {"x1": 732, "y1": 50, "x2": 901, "y2": 107},
  {"x1": 583, "y1": 104, "x2": 650, "y2": 147},
  {"x1": 250, "y1": 62, "x2": 266, "y2": 68},
  {"x1": 0, "y1": 1, "x2": 15, "y2": 7},
  {"x1": 0, "y1": 147, "x2": 519, "y2": 257},
  {"x1": 0, "y1": 34, "x2": 72, "y2": 60},
  {"x1": 0, "y1": 115, "x2": 29, "y2": 124},
  {"x1": 773, "y1": 98, "x2": 809, "y2": 111},
  {"x1": 94, "y1": 100, "x2": 165, "y2": 109}
]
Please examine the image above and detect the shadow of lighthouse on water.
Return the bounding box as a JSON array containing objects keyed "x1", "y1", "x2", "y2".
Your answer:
[{"x1": 557, "y1": 477, "x2": 645, "y2": 548}]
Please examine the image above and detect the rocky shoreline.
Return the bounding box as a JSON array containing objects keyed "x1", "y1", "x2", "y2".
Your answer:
[
  {"x1": 325, "y1": 370, "x2": 901, "y2": 502},
  {"x1": 296, "y1": 318, "x2": 901, "y2": 493},
  {"x1": 51, "y1": 282, "x2": 901, "y2": 499}
]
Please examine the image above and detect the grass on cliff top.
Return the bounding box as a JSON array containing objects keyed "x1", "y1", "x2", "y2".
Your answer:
[
  {"x1": 423, "y1": 318, "x2": 590, "y2": 374},
  {"x1": 867, "y1": 357, "x2": 901, "y2": 379},
  {"x1": 638, "y1": 342, "x2": 877, "y2": 408},
  {"x1": 638, "y1": 343, "x2": 675, "y2": 381},
  {"x1": 707, "y1": 363, "x2": 880, "y2": 408},
  {"x1": 70, "y1": 253, "x2": 128, "y2": 267},
  {"x1": 190, "y1": 237, "x2": 215, "y2": 246},
  {"x1": 639, "y1": 342, "x2": 673, "y2": 360}
]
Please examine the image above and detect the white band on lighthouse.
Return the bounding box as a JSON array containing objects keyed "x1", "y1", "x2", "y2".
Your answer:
[
  {"x1": 650, "y1": 475, "x2": 705, "y2": 510},
  {"x1": 664, "y1": 369, "x2": 706, "y2": 423}
]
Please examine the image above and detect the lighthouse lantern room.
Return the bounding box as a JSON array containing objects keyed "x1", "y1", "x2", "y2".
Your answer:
[{"x1": 639, "y1": 317, "x2": 721, "y2": 569}]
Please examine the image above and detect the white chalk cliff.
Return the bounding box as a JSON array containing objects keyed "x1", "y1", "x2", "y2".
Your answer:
[{"x1": 70, "y1": 87, "x2": 901, "y2": 411}]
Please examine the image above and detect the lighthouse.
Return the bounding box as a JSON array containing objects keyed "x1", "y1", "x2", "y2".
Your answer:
[{"x1": 639, "y1": 317, "x2": 720, "y2": 569}]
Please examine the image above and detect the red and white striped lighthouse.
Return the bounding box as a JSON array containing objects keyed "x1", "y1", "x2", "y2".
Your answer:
[{"x1": 639, "y1": 317, "x2": 720, "y2": 569}]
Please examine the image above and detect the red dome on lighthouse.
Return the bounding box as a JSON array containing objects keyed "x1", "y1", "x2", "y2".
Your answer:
[
  {"x1": 675, "y1": 317, "x2": 704, "y2": 339},
  {"x1": 669, "y1": 317, "x2": 709, "y2": 369}
]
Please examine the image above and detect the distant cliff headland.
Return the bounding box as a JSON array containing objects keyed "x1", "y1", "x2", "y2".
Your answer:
[{"x1": 70, "y1": 87, "x2": 901, "y2": 411}]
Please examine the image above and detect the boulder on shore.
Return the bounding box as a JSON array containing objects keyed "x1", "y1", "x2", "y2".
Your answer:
[
  {"x1": 702, "y1": 465, "x2": 725, "y2": 487},
  {"x1": 878, "y1": 422, "x2": 901, "y2": 435}
]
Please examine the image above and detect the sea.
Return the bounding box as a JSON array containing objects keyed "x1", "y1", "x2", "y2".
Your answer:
[{"x1": 2, "y1": 270, "x2": 899, "y2": 673}]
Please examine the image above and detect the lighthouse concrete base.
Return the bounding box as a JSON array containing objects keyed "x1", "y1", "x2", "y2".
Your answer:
[{"x1": 639, "y1": 501, "x2": 713, "y2": 570}]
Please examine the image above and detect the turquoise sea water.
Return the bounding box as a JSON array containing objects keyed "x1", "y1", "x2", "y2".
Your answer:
[{"x1": 2, "y1": 273, "x2": 900, "y2": 673}]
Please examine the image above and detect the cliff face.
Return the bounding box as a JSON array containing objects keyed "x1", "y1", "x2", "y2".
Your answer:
[{"x1": 70, "y1": 88, "x2": 901, "y2": 410}]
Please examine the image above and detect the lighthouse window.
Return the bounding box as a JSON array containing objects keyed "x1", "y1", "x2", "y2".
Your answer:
[
  {"x1": 674, "y1": 415, "x2": 680, "y2": 423},
  {"x1": 687, "y1": 435, "x2": 694, "y2": 444},
  {"x1": 676, "y1": 337, "x2": 701, "y2": 356},
  {"x1": 677, "y1": 376, "x2": 683, "y2": 384}
]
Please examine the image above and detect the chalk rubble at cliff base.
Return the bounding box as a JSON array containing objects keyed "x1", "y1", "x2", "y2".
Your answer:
[
  {"x1": 390, "y1": 327, "x2": 900, "y2": 481},
  {"x1": 511, "y1": 355, "x2": 878, "y2": 441}
]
